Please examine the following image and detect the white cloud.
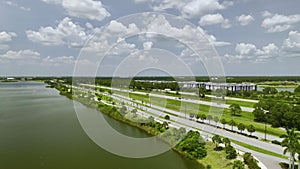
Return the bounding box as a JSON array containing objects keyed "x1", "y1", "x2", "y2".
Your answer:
[
  {"x1": 42, "y1": 55, "x2": 75, "y2": 66},
  {"x1": 236, "y1": 14, "x2": 254, "y2": 26},
  {"x1": 85, "y1": 22, "x2": 94, "y2": 29},
  {"x1": 208, "y1": 34, "x2": 231, "y2": 47},
  {"x1": 3, "y1": 1, "x2": 31, "y2": 11},
  {"x1": 84, "y1": 14, "x2": 230, "y2": 56},
  {"x1": 261, "y1": 13, "x2": 300, "y2": 33},
  {"x1": 282, "y1": 30, "x2": 300, "y2": 56},
  {"x1": 76, "y1": 14, "x2": 230, "y2": 77},
  {"x1": 108, "y1": 41, "x2": 136, "y2": 56},
  {"x1": 225, "y1": 30, "x2": 300, "y2": 62},
  {"x1": 144, "y1": 0, "x2": 233, "y2": 18},
  {"x1": 0, "y1": 49, "x2": 77, "y2": 68},
  {"x1": 41, "y1": 0, "x2": 110, "y2": 21},
  {"x1": 0, "y1": 50, "x2": 40, "y2": 64},
  {"x1": 225, "y1": 43, "x2": 279, "y2": 62},
  {"x1": 199, "y1": 13, "x2": 231, "y2": 28},
  {"x1": 82, "y1": 20, "x2": 140, "y2": 54},
  {"x1": 143, "y1": 41, "x2": 153, "y2": 50},
  {"x1": 0, "y1": 31, "x2": 17, "y2": 43},
  {"x1": 235, "y1": 43, "x2": 257, "y2": 55},
  {"x1": 0, "y1": 31, "x2": 17, "y2": 51},
  {"x1": 26, "y1": 17, "x2": 89, "y2": 47},
  {"x1": 41, "y1": 0, "x2": 62, "y2": 4},
  {"x1": 262, "y1": 10, "x2": 272, "y2": 18},
  {"x1": 255, "y1": 43, "x2": 279, "y2": 62}
]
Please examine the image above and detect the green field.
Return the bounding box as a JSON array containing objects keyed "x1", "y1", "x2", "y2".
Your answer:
[
  {"x1": 123, "y1": 92, "x2": 285, "y2": 137},
  {"x1": 198, "y1": 142, "x2": 234, "y2": 169},
  {"x1": 163, "y1": 91, "x2": 256, "y2": 108}
]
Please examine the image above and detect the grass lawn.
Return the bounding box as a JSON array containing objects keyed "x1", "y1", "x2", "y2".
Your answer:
[
  {"x1": 230, "y1": 139, "x2": 287, "y2": 159},
  {"x1": 126, "y1": 92, "x2": 285, "y2": 137},
  {"x1": 198, "y1": 142, "x2": 235, "y2": 169},
  {"x1": 164, "y1": 91, "x2": 256, "y2": 108},
  {"x1": 225, "y1": 99, "x2": 256, "y2": 108}
]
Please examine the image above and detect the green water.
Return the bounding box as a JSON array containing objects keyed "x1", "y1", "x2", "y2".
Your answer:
[{"x1": 0, "y1": 82, "x2": 201, "y2": 169}]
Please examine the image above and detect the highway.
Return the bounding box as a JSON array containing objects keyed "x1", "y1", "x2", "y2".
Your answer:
[
  {"x1": 76, "y1": 84, "x2": 287, "y2": 169},
  {"x1": 107, "y1": 92, "x2": 287, "y2": 169},
  {"x1": 81, "y1": 84, "x2": 254, "y2": 112}
]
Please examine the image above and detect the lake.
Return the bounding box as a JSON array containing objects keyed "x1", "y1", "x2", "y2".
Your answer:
[{"x1": 0, "y1": 81, "x2": 201, "y2": 169}]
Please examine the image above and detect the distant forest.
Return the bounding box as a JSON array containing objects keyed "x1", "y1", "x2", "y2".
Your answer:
[
  {"x1": 21, "y1": 76, "x2": 300, "y2": 83},
  {"x1": 3, "y1": 76, "x2": 300, "y2": 84}
]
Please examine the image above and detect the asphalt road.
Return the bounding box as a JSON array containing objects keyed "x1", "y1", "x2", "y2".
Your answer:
[
  {"x1": 109, "y1": 93, "x2": 287, "y2": 169},
  {"x1": 112, "y1": 93, "x2": 285, "y2": 155},
  {"x1": 81, "y1": 84, "x2": 255, "y2": 112}
]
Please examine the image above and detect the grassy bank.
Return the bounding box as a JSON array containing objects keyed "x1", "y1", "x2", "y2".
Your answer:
[
  {"x1": 125, "y1": 92, "x2": 285, "y2": 137},
  {"x1": 230, "y1": 139, "x2": 287, "y2": 159},
  {"x1": 51, "y1": 85, "x2": 209, "y2": 168}
]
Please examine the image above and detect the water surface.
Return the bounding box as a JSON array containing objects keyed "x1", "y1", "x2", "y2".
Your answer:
[{"x1": 0, "y1": 82, "x2": 201, "y2": 169}]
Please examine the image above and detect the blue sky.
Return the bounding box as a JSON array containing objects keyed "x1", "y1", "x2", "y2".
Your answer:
[{"x1": 0, "y1": 0, "x2": 300, "y2": 76}]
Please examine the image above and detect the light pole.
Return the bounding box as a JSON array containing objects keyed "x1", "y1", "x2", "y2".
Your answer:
[{"x1": 263, "y1": 110, "x2": 268, "y2": 140}]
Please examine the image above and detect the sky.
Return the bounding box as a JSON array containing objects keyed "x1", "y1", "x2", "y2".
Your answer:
[{"x1": 0, "y1": 0, "x2": 300, "y2": 76}]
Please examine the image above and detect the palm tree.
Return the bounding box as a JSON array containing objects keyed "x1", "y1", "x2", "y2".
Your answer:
[
  {"x1": 162, "y1": 121, "x2": 169, "y2": 129},
  {"x1": 247, "y1": 124, "x2": 256, "y2": 136},
  {"x1": 213, "y1": 116, "x2": 219, "y2": 126},
  {"x1": 200, "y1": 114, "x2": 207, "y2": 123},
  {"x1": 207, "y1": 115, "x2": 213, "y2": 124},
  {"x1": 237, "y1": 123, "x2": 246, "y2": 134},
  {"x1": 229, "y1": 119, "x2": 236, "y2": 131},
  {"x1": 212, "y1": 135, "x2": 222, "y2": 149},
  {"x1": 223, "y1": 137, "x2": 231, "y2": 147},
  {"x1": 196, "y1": 114, "x2": 200, "y2": 122},
  {"x1": 221, "y1": 119, "x2": 227, "y2": 128},
  {"x1": 189, "y1": 113, "x2": 195, "y2": 120},
  {"x1": 281, "y1": 128, "x2": 300, "y2": 169}
]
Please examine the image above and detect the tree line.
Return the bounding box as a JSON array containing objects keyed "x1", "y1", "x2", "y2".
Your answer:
[{"x1": 253, "y1": 99, "x2": 300, "y2": 130}]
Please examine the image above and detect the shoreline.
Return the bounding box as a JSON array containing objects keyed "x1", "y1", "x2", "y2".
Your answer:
[{"x1": 52, "y1": 85, "x2": 206, "y2": 168}]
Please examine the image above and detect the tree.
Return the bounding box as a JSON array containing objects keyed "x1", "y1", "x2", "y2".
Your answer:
[
  {"x1": 294, "y1": 85, "x2": 300, "y2": 93},
  {"x1": 237, "y1": 123, "x2": 246, "y2": 133},
  {"x1": 148, "y1": 116, "x2": 154, "y2": 123},
  {"x1": 243, "y1": 152, "x2": 260, "y2": 169},
  {"x1": 247, "y1": 124, "x2": 256, "y2": 136},
  {"x1": 263, "y1": 87, "x2": 278, "y2": 94},
  {"x1": 229, "y1": 119, "x2": 236, "y2": 131},
  {"x1": 221, "y1": 119, "x2": 227, "y2": 128},
  {"x1": 120, "y1": 105, "x2": 127, "y2": 114},
  {"x1": 200, "y1": 114, "x2": 207, "y2": 123},
  {"x1": 207, "y1": 115, "x2": 213, "y2": 124},
  {"x1": 179, "y1": 127, "x2": 186, "y2": 134},
  {"x1": 230, "y1": 104, "x2": 242, "y2": 116},
  {"x1": 281, "y1": 128, "x2": 300, "y2": 169},
  {"x1": 212, "y1": 135, "x2": 222, "y2": 149},
  {"x1": 176, "y1": 131, "x2": 207, "y2": 159},
  {"x1": 164, "y1": 115, "x2": 170, "y2": 120},
  {"x1": 131, "y1": 109, "x2": 137, "y2": 117},
  {"x1": 252, "y1": 108, "x2": 266, "y2": 122},
  {"x1": 232, "y1": 160, "x2": 245, "y2": 169},
  {"x1": 225, "y1": 145, "x2": 237, "y2": 159},
  {"x1": 213, "y1": 116, "x2": 219, "y2": 126},
  {"x1": 223, "y1": 138, "x2": 231, "y2": 147},
  {"x1": 198, "y1": 87, "x2": 206, "y2": 98},
  {"x1": 189, "y1": 113, "x2": 195, "y2": 119},
  {"x1": 163, "y1": 121, "x2": 169, "y2": 129},
  {"x1": 196, "y1": 114, "x2": 200, "y2": 122}
]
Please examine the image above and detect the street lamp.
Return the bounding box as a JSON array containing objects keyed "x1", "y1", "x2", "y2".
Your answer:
[{"x1": 263, "y1": 110, "x2": 268, "y2": 140}]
